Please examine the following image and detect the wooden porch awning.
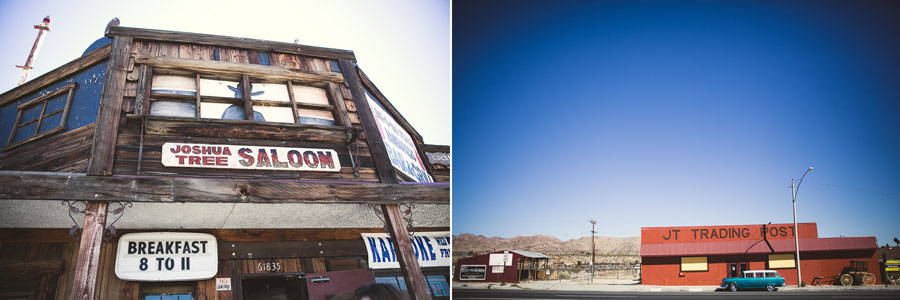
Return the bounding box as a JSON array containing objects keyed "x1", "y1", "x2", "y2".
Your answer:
[{"x1": 0, "y1": 173, "x2": 448, "y2": 204}]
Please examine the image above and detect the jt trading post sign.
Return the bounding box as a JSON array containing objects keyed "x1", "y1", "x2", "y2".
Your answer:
[
  {"x1": 642, "y1": 223, "x2": 818, "y2": 243},
  {"x1": 361, "y1": 232, "x2": 450, "y2": 269},
  {"x1": 116, "y1": 232, "x2": 218, "y2": 281},
  {"x1": 161, "y1": 142, "x2": 340, "y2": 172}
]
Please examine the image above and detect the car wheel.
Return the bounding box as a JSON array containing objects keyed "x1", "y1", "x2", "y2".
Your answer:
[
  {"x1": 729, "y1": 283, "x2": 738, "y2": 292},
  {"x1": 766, "y1": 285, "x2": 775, "y2": 292}
]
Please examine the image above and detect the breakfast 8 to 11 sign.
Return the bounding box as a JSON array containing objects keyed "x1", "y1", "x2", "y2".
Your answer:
[
  {"x1": 161, "y1": 142, "x2": 341, "y2": 171},
  {"x1": 115, "y1": 232, "x2": 218, "y2": 281}
]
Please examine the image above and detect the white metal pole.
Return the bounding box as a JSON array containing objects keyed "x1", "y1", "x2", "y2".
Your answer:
[{"x1": 792, "y1": 179, "x2": 802, "y2": 287}]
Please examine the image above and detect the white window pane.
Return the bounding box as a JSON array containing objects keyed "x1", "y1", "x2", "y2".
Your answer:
[
  {"x1": 152, "y1": 75, "x2": 196, "y2": 95},
  {"x1": 199, "y1": 78, "x2": 241, "y2": 98},
  {"x1": 297, "y1": 108, "x2": 335, "y2": 125},
  {"x1": 150, "y1": 101, "x2": 195, "y2": 118},
  {"x1": 200, "y1": 102, "x2": 238, "y2": 120},
  {"x1": 291, "y1": 85, "x2": 329, "y2": 105},
  {"x1": 253, "y1": 106, "x2": 294, "y2": 123},
  {"x1": 298, "y1": 109, "x2": 334, "y2": 120},
  {"x1": 250, "y1": 83, "x2": 290, "y2": 102}
]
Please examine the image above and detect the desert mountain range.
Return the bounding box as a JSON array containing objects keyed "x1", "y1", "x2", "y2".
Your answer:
[{"x1": 453, "y1": 233, "x2": 640, "y2": 255}]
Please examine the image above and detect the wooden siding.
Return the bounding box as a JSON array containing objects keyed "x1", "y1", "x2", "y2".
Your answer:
[
  {"x1": 421, "y1": 144, "x2": 449, "y2": 183},
  {"x1": 112, "y1": 116, "x2": 377, "y2": 181},
  {"x1": 113, "y1": 40, "x2": 380, "y2": 183},
  {"x1": 0, "y1": 228, "x2": 454, "y2": 300},
  {"x1": 0, "y1": 124, "x2": 94, "y2": 172},
  {"x1": 130, "y1": 41, "x2": 337, "y2": 73}
]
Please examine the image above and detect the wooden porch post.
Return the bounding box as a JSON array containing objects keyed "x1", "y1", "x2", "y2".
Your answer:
[
  {"x1": 70, "y1": 201, "x2": 108, "y2": 300},
  {"x1": 73, "y1": 31, "x2": 131, "y2": 300},
  {"x1": 338, "y1": 59, "x2": 432, "y2": 300}
]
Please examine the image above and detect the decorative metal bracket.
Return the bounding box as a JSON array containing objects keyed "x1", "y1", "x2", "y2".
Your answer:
[
  {"x1": 62, "y1": 200, "x2": 87, "y2": 243},
  {"x1": 61, "y1": 200, "x2": 132, "y2": 243},
  {"x1": 368, "y1": 203, "x2": 417, "y2": 240},
  {"x1": 345, "y1": 127, "x2": 360, "y2": 180},
  {"x1": 104, "y1": 201, "x2": 133, "y2": 242}
]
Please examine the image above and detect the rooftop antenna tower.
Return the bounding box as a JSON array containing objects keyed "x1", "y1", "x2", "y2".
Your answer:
[{"x1": 16, "y1": 15, "x2": 52, "y2": 86}]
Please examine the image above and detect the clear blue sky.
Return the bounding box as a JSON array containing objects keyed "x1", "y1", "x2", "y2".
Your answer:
[
  {"x1": 0, "y1": 0, "x2": 450, "y2": 145},
  {"x1": 452, "y1": 0, "x2": 900, "y2": 246}
]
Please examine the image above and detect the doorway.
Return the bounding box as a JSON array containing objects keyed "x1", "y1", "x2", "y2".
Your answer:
[
  {"x1": 727, "y1": 262, "x2": 749, "y2": 278},
  {"x1": 242, "y1": 275, "x2": 307, "y2": 300}
]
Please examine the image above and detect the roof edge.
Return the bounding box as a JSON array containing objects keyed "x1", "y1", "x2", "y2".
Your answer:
[{"x1": 106, "y1": 26, "x2": 356, "y2": 61}]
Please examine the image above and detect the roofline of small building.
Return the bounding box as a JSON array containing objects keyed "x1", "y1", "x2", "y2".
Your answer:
[{"x1": 106, "y1": 26, "x2": 357, "y2": 62}]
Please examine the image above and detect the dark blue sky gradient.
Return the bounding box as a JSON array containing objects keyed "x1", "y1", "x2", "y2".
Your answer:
[{"x1": 452, "y1": 0, "x2": 900, "y2": 244}]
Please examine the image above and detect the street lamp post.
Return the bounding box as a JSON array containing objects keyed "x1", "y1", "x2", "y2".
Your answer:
[{"x1": 791, "y1": 166, "x2": 813, "y2": 287}]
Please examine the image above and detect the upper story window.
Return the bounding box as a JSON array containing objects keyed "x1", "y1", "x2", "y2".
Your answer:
[
  {"x1": 149, "y1": 70, "x2": 336, "y2": 126},
  {"x1": 4, "y1": 83, "x2": 75, "y2": 150}
]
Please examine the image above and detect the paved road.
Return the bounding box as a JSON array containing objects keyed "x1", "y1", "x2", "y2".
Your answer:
[{"x1": 453, "y1": 289, "x2": 900, "y2": 299}]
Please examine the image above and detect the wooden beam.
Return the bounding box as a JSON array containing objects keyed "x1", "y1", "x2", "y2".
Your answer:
[
  {"x1": 0, "y1": 44, "x2": 110, "y2": 107},
  {"x1": 87, "y1": 36, "x2": 132, "y2": 176},
  {"x1": 383, "y1": 204, "x2": 432, "y2": 300},
  {"x1": 357, "y1": 67, "x2": 424, "y2": 144},
  {"x1": 132, "y1": 114, "x2": 354, "y2": 143},
  {"x1": 107, "y1": 26, "x2": 356, "y2": 61},
  {"x1": 219, "y1": 240, "x2": 367, "y2": 259},
  {"x1": 0, "y1": 227, "x2": 450, "y2": 243},
  {"x1": 133, "y1": 55, "x2": 343, "y2": 84},
  {"x1": 339, "y1": 60, "x2": 433, "y2": 299},
  {"x1": 326, "y1": 82, "x2": 352, "y2": 127},
  {"x1": 286, "y1": 81, "x2": 300, "y2": 123},
  {"x1": 0, "y1": 260, "x2": 64, "y2": 279},
  {"x1": 339, "y1": 60, "x2": 396, "y2": 184},
  {"x1": 241, "y1": 74, "x2": 254, "y2": 121},
  {"x1": 70, "y1": 201, "x2": 108, "y2": 300},
  {"x1": 0, "y1": 174, "x2": 449, "y2": 204}
]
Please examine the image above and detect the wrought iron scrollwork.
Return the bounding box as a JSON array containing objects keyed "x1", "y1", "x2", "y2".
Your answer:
[
  {"x1": 104, "y1": 201, "x2": 133, "y2": 242},
  {"x1": 61, "y1": 200, "x2": 132, "y2": 243},
  {"x1": 368, "y1": 203, "x2": 417, "y2": 240},
  {"x1": 62, "y1": 200, "x2": 87, "y2": 243}
]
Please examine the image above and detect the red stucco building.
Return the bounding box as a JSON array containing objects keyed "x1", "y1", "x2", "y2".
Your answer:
[{"x1": 640, "y1": 223, "x2": 881, "y2": 286}]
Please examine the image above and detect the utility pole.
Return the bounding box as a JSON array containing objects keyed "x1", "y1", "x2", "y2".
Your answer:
[
  {"x1": 590, "y1": 219, "x2": 597, "y2": 284},
  {"x1": 16, "y1": 16, "x2": 52, "y2": 85}
]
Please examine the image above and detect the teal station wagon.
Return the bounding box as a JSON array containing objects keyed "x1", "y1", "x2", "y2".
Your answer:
[{"x1": 721, "y1": 270, "x2": 786, "y2": 291}]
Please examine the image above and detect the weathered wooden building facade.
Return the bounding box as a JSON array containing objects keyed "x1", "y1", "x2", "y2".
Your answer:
[{"x1": 0, "y1": 25, "x2": 449, "y2": 300}]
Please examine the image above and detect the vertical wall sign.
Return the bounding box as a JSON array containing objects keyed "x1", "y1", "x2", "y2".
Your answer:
[
  {"x1": 365, "y1": 92, "x2": 433, "y2": 183},
  {"x1": 115, "y1": 232, "x2": 218, "y2": 281}
]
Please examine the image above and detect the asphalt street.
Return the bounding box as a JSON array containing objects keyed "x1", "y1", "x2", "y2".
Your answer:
[{"x1": 453, "y1": 289, "x2": 900, "y2": 299}]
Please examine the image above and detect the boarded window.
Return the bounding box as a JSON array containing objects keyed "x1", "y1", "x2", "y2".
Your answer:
[
  {"x1": 291, "y1": 85, "x2": 330, "y2": 105},
  {"x1": 250, "y1": 83, "x2": 290, "y2": 102},
  {"x1": 149, "y1": 101, "x2": 195, "y2": 118},
  {"x1": 199, "y1": 78, "x2": 240, "y2": 98},
  {"x1": 148, "y1": 71, "x2": 340, "y2": 126},
  {"x1": 768, "y1": 254, "x2": 795, "y2": 269},
  {"x1": 151, "y1": 75, "x2": 196, "y2": 95},
  {"x1": 680, "y1": 256, "x2": 708, "y2": 272},
  {"x1": 5, "y1": 83, "x2": 75, "y2": 150}
]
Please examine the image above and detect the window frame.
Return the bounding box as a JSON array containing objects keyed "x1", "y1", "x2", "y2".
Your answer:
[
  {"x1": 147, "y1": 69, "x2": 340, "y2": 126},
  {"x1": 4, "y1": 83, "x2": 76, "y2": 151},
  {"x1": 767, "y1": 253, "x2": 796, "y2": 269},
  {"x1": 680, "y1": 256, "x2": 709, "y2": 272}
]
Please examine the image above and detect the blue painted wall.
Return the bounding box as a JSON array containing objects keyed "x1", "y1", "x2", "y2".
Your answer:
[{"x1": 0, "y1": 61, "x2": 107, "y2": 155}]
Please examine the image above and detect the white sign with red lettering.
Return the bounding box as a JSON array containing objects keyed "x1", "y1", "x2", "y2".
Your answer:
[{"x1": 161, "y1": 142, "x2": 341, "y2": 172}]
